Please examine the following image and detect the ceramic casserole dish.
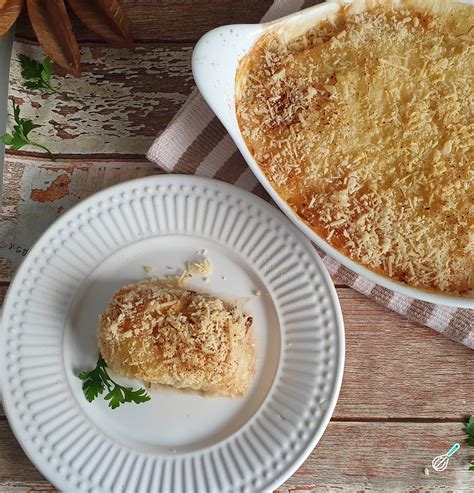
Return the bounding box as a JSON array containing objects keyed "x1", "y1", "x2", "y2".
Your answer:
[{"x1": 192, "y1": 0, "x2": 474, "y2": 309}]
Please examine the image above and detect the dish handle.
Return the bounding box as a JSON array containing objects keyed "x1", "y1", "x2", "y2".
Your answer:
[{"x1": 192, "y1": 23, "x2": 262, "y2": 136}]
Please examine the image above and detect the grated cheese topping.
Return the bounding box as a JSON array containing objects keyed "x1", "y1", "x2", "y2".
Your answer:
[
  {"x1": 236, "y1": 0, "x2": 473, "y2": 294},
  {"x1": 98, "y1": 278, "x2": 255, "y2": 397},
  {"x1": 186, "y1": 258, "x2": 212, "y2": 275}
]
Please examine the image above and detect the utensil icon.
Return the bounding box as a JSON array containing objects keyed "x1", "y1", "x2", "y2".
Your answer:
[{"x1": 432, "y1": 443, "x2": 460, "y2": 472}]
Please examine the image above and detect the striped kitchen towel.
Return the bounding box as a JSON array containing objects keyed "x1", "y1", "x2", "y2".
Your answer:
[{"x1": 147, "y1": 0, "x2": 473, "y2": 348}]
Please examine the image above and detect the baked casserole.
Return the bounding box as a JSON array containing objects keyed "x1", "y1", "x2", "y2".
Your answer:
[{"x1": 236, "y1": 0, "x2": 473, "y2": 294}]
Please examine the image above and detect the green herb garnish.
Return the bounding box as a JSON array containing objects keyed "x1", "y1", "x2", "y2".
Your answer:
[
  {"x1": 465, "y1": 416, "x2": 474, "y2": 447},
  {"x1": 465, "y1": 416, "x2": 474, "y2": 471},
  {"x1": 1, "y1": 99, "x2": 54, "y2": 160},
  {"x1": 78, "y1": 356, "x2": 151, "y2": 409},
  {"x1": 18, "y1": 54, "x2": 86, "y2": 106}
]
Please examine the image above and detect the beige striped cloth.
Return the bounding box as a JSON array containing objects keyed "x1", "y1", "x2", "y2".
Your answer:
[{"x1": 148, "y1": 0, "x2": 473, "y2": 348}]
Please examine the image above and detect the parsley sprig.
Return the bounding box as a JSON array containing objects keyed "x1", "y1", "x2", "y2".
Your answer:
[
  {"x1": 466, "y1": 416, "x2": 474, "y2": 446},
  {"x1": 18, "y1": 54, "x2": 86, "y2": 106},
  {"x1": 78, "y1": 356, "x2": 151, "y2": 409},
  {"x1": 1, "y1": 99, "x2": 54, "y2": 160},
  {"x1": 465, "y1": 416, "x2": 474, "y2": 471}
]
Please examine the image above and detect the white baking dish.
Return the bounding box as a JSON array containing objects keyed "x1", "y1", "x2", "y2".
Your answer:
[{"x1": 192, "y1": 0, "x2": 474, "y2": 309}]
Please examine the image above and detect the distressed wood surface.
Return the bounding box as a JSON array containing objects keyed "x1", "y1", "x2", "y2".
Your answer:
[
  {"x1": 8, "y1": 42, "x2": 194, "y2": 156},
  {"x1": 1, "y1": 420, "x2": 473, "y2": 492},
  {"x1": 279, "y1": 422, "x2": 474, "y2": 492},
  {"x1": 1, "y1": 0, "x2": 473, "y2": 491},
  {"x1": 0, "y1": 156, "x2": 161, "y2": 279}
]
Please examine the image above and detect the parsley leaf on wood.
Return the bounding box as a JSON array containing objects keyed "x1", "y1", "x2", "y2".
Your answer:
[
  {"x1": 464, "y1": 416, "x2": 474, "y2": 437},
  {"x1": 1, "y1": 99, "x2": 54, "y2": 160},
  {"x1": 41, "y1": 57, "x2": 53, "y2": 84},
  {"x1": 18, "y1": 54, "x2": 86, "y2": 106},
  {"x1": 465, "y1": 416, "x2": 474, "y2": 471},
  {"x1": 18, "y1": 54, "x2": 48, "y2": 90},
  {"x1": 465, "y1": 416, "x2": 474, "y2": 447},
  {"x1": 78, "y1": 356, "x2": 151, "y2": 409}
]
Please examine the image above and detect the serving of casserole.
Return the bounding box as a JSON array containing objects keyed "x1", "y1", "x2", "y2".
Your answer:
[{"x1": 192, "y1": 0, "x2": 474, "y2": 307}]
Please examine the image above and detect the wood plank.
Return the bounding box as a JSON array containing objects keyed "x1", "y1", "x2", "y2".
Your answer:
[
  {"x1": 7, "y1": 41, "x2": 194, "y2": 157},
  {"x1": 0, "y1": 421, "x2": 53, "y2": 489},
  {"x1": 1, "y1": 288, "x2": 471, "y2": 420},
  {"x1": 0, "y1": 285, "x2": 6, "y2": 305},
  {"x1": 0, "y1": 421, "x2": 472, "y2": 491},
  {"x1": 278, "y1": 422, "x2": 474, "y2": 491},
  {"x1": 0, "y1": 157, "x2": 161, "y2": 280},
  {"x1": 14, "y1": 1, "x2": 275, "y2": 43},
  {"x1": 334, "y1": 289, "x2": 473, "y2": 420}
]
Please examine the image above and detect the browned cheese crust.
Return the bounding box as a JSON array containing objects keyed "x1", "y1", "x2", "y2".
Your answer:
[
  {"x1": 236, "y1": 0, "x2": 473, "y2": 294},
  {"x1": 98, "y1": 279, "x2": 255, "y2": 397}
]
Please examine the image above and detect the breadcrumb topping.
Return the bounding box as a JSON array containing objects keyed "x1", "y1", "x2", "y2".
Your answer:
[
  {"x1": 98, "y1": 278, "x2": 255, "y2": 397},
  {"x1": 176, "y1": 258, "x2": 213, "y2": 283},
  {"x1": 236, "y1": 0, "x2": 473, "y2": 294}
]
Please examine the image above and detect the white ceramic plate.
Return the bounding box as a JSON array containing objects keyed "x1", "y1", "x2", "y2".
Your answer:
[
  {"x1": 192, "y1": 0, "x2": 474, "y2": 309},
  {"x1": 0, "y1": 175, "x2": 344, "y2": 492}
]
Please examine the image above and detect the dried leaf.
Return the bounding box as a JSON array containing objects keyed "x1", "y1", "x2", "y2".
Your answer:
[
  {"x1": 0, "y1": 0, "x2": 24, "y2": 36},
  {"x1": 26, "y1": 0, "x2": 81, "y2": 77},
  {"x1": 67, "y1": 0, "x2": 133, "y2": 48}
]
